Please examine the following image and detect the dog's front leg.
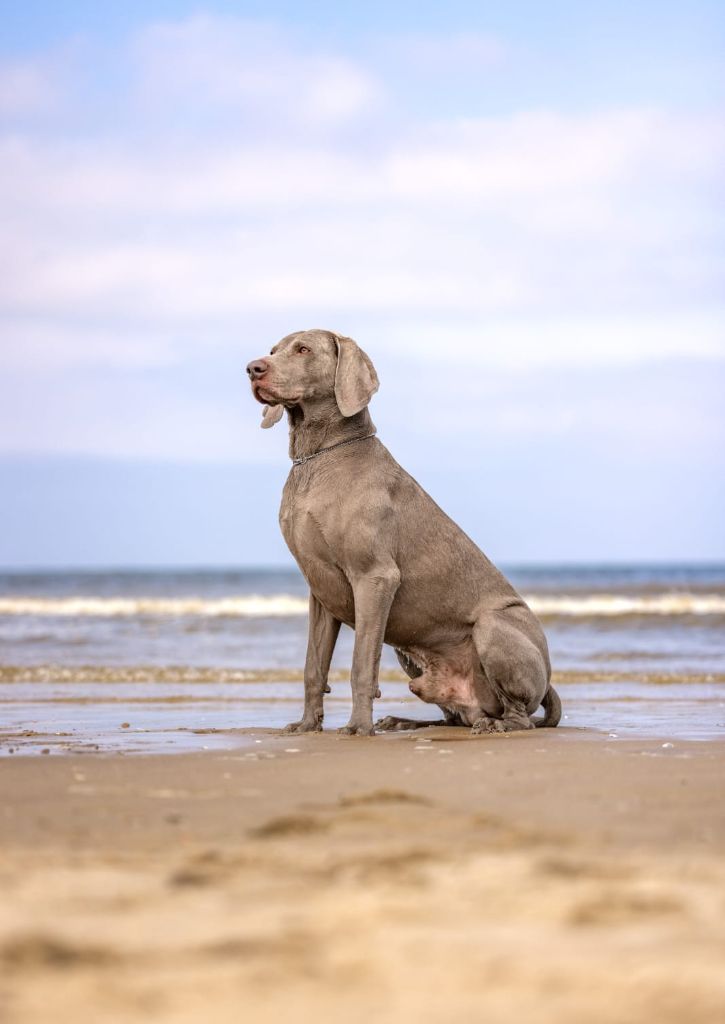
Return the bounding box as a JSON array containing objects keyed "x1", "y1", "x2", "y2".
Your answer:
[
  {"x1": 284, "y1": 593, "x2": 341, "y2": 734},
  {"x1": 339, "y1": 566, "x2": 401, "y2": 736}
]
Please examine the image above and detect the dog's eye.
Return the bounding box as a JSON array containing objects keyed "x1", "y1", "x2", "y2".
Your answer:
[{"x1": 298, "y1": 345, "x2": 310, "y2": 354}]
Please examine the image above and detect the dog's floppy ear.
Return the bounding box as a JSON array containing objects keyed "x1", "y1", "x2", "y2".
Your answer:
[
  {"x1": 333, "y1": 333, "x2": 379, "y2": 417},
  {"x1": 260, "y1": 404, "x2": 284, "y2": 429}
]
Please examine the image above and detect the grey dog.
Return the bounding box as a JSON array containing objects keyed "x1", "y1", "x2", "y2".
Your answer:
[{"x1": 247, "y1": 329, "x2": 561, "y2": 736}]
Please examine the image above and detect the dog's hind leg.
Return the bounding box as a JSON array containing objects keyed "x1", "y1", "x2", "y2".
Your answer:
[
  {"x1": 375, "y1": 710, "x2": 463, "y2": 732},
  {"x1": 470, "y1": 613, "x2": 549, "y2": 734}
]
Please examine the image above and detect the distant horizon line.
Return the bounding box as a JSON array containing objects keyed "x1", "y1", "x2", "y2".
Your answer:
[{"x1": 2, "y1": 560, "x2": 724, "y2": 575}]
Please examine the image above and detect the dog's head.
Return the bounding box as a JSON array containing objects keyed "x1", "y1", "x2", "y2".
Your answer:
[{"x1": 246, "y1": 329, "x2": 379, "y2": 428}]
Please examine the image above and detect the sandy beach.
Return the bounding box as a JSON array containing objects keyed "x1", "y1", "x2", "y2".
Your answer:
[{"x1": 2, "y1": 728, "x2": 725, "y2": 1024}]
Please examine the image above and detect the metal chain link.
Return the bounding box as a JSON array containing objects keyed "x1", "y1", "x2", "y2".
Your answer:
[{"x1": 291, "y1": 432, "x2": 377, "y2": 467}]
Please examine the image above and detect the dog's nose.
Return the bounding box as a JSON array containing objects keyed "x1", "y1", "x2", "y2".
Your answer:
[{"x1": 246, "y1": 359, "x2": 268, "y2": 380}]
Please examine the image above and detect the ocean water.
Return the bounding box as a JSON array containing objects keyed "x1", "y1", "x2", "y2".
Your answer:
[{"x1": 1, "y1": 564, "x2": 724, "y2": 753}]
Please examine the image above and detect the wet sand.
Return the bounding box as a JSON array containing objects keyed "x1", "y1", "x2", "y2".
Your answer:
[
  {"x1": 2, "y1": 665, "x2": 723, "y2": 756},
  {"x1": 1, "y1": 728, "x2": 725, "y2": 1023}
]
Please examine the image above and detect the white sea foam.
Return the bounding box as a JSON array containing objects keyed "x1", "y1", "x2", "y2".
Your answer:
[
  {"x1": 0, "y1": 596, "x2": 310, "y2": 617},
  {"x1": 529, "y1": 594, "x2": 725, "y2": 616},
  {"x1": 0, "y1": 593, "x2": 724, "y2": 617}
]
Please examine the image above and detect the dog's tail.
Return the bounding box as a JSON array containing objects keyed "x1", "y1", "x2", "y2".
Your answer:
[{"x1": 534, "y1": 685, "x2": 562, "y2": 728}]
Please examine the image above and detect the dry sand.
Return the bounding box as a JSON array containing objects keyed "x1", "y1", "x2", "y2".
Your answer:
[{"x1": 1, "y1": 728, "x2": 725, "y2": 1023}]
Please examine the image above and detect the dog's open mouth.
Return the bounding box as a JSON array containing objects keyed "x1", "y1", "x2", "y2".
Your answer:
[
  {"x1": 252, "y1": 382, "x2": 303, "y2": 408},
  {"x1": 252, "y1": 382, "x2": 278, "y2": 405}
]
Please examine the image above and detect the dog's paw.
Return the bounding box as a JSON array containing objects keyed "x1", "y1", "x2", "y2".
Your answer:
[
  {"x1": 471, "y1": 715, "x2": 535, "y2": 735},
  {"x1": 337, "y1": 721, "x2": 375, "y2": 737},
  {"x1": 471, "y1": 716, "x2": 507, "y2": 735},
  {"x1": 374, "y1": 716, "x2": 410, "y2": 732},
  {"x1": 283, "y1": 718, "x2": 322, "y2": 735}
]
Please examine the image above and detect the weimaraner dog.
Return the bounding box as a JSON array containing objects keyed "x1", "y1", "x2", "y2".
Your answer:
[{"x1": 247, "y1": 329, "x2": 561, "y2": 736}]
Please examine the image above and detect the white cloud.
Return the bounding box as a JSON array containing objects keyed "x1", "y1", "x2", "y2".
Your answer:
[
  {"x1": 132, "y1": 14, "x2": 382, "y2": 127},
  {"x1": 0, "y1": 320, "x2": 180, "y2": 371},
  {"x1": 378, "y1": 31, "x2": 505, "y2": 72},
  {"x1": 0, "y1": 367, "x2": 260, "y2": 462},
  {"x1": 0, "y1": 13, "x2": 723, "y2": 462},
  {"x1": 5, "y1": 107, "x2": 721, "y2": 217},
  {"x1": 1, "y1": 104, "x2": 722, "y2": 334},
  {"x1": 0, "y1": 59, "x2": 58, "y2": 116},
  {"x1": 383, "y1": 313, "x2": 725, "y2": 369}
]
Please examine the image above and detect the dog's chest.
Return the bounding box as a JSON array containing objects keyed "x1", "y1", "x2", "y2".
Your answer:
[
  {"x1": 281, "y1": 476, "x2": 337, "y2": 556},
  {"x1": 279, "y1": 474, "x2": 354, "y2": 610}
]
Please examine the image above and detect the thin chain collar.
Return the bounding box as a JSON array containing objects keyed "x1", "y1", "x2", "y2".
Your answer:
[{"x1": 291, "y1": 431, "x2": 376, "y2": 467}]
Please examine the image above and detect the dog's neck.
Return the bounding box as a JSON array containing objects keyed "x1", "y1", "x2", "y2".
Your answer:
[{"x1": 287, "y1": 400, "x2": 375, "y2": 461}]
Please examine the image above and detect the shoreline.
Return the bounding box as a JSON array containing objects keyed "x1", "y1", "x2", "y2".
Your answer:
[{"x1": 2, "y1": 664, "x2": 724, "y2": 756}]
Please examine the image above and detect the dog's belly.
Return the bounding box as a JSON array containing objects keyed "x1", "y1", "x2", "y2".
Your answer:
[{"x1": 396, "y1": 644, "x2": 501, "y2": 724}]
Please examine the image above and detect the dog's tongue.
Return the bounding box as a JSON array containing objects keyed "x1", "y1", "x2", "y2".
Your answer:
[{"x1": 261, "y1": 404, "x2": 284, "y2": 429}]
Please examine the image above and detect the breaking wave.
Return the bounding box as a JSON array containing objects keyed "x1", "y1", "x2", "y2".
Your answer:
[
  {"x1": 0, "y1": 596, "x2": 310, "y2": 617},
  {"x1": 1, "y1": 593, "x2": 724, "y2": 618},
  {"x1": 529, "y1": 594, "x2": 725, "y2": 617}
]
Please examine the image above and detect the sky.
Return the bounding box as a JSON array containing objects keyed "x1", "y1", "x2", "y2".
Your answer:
[{"x1": 1, "y1": 0, "x2": 724, "y2": 567}]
